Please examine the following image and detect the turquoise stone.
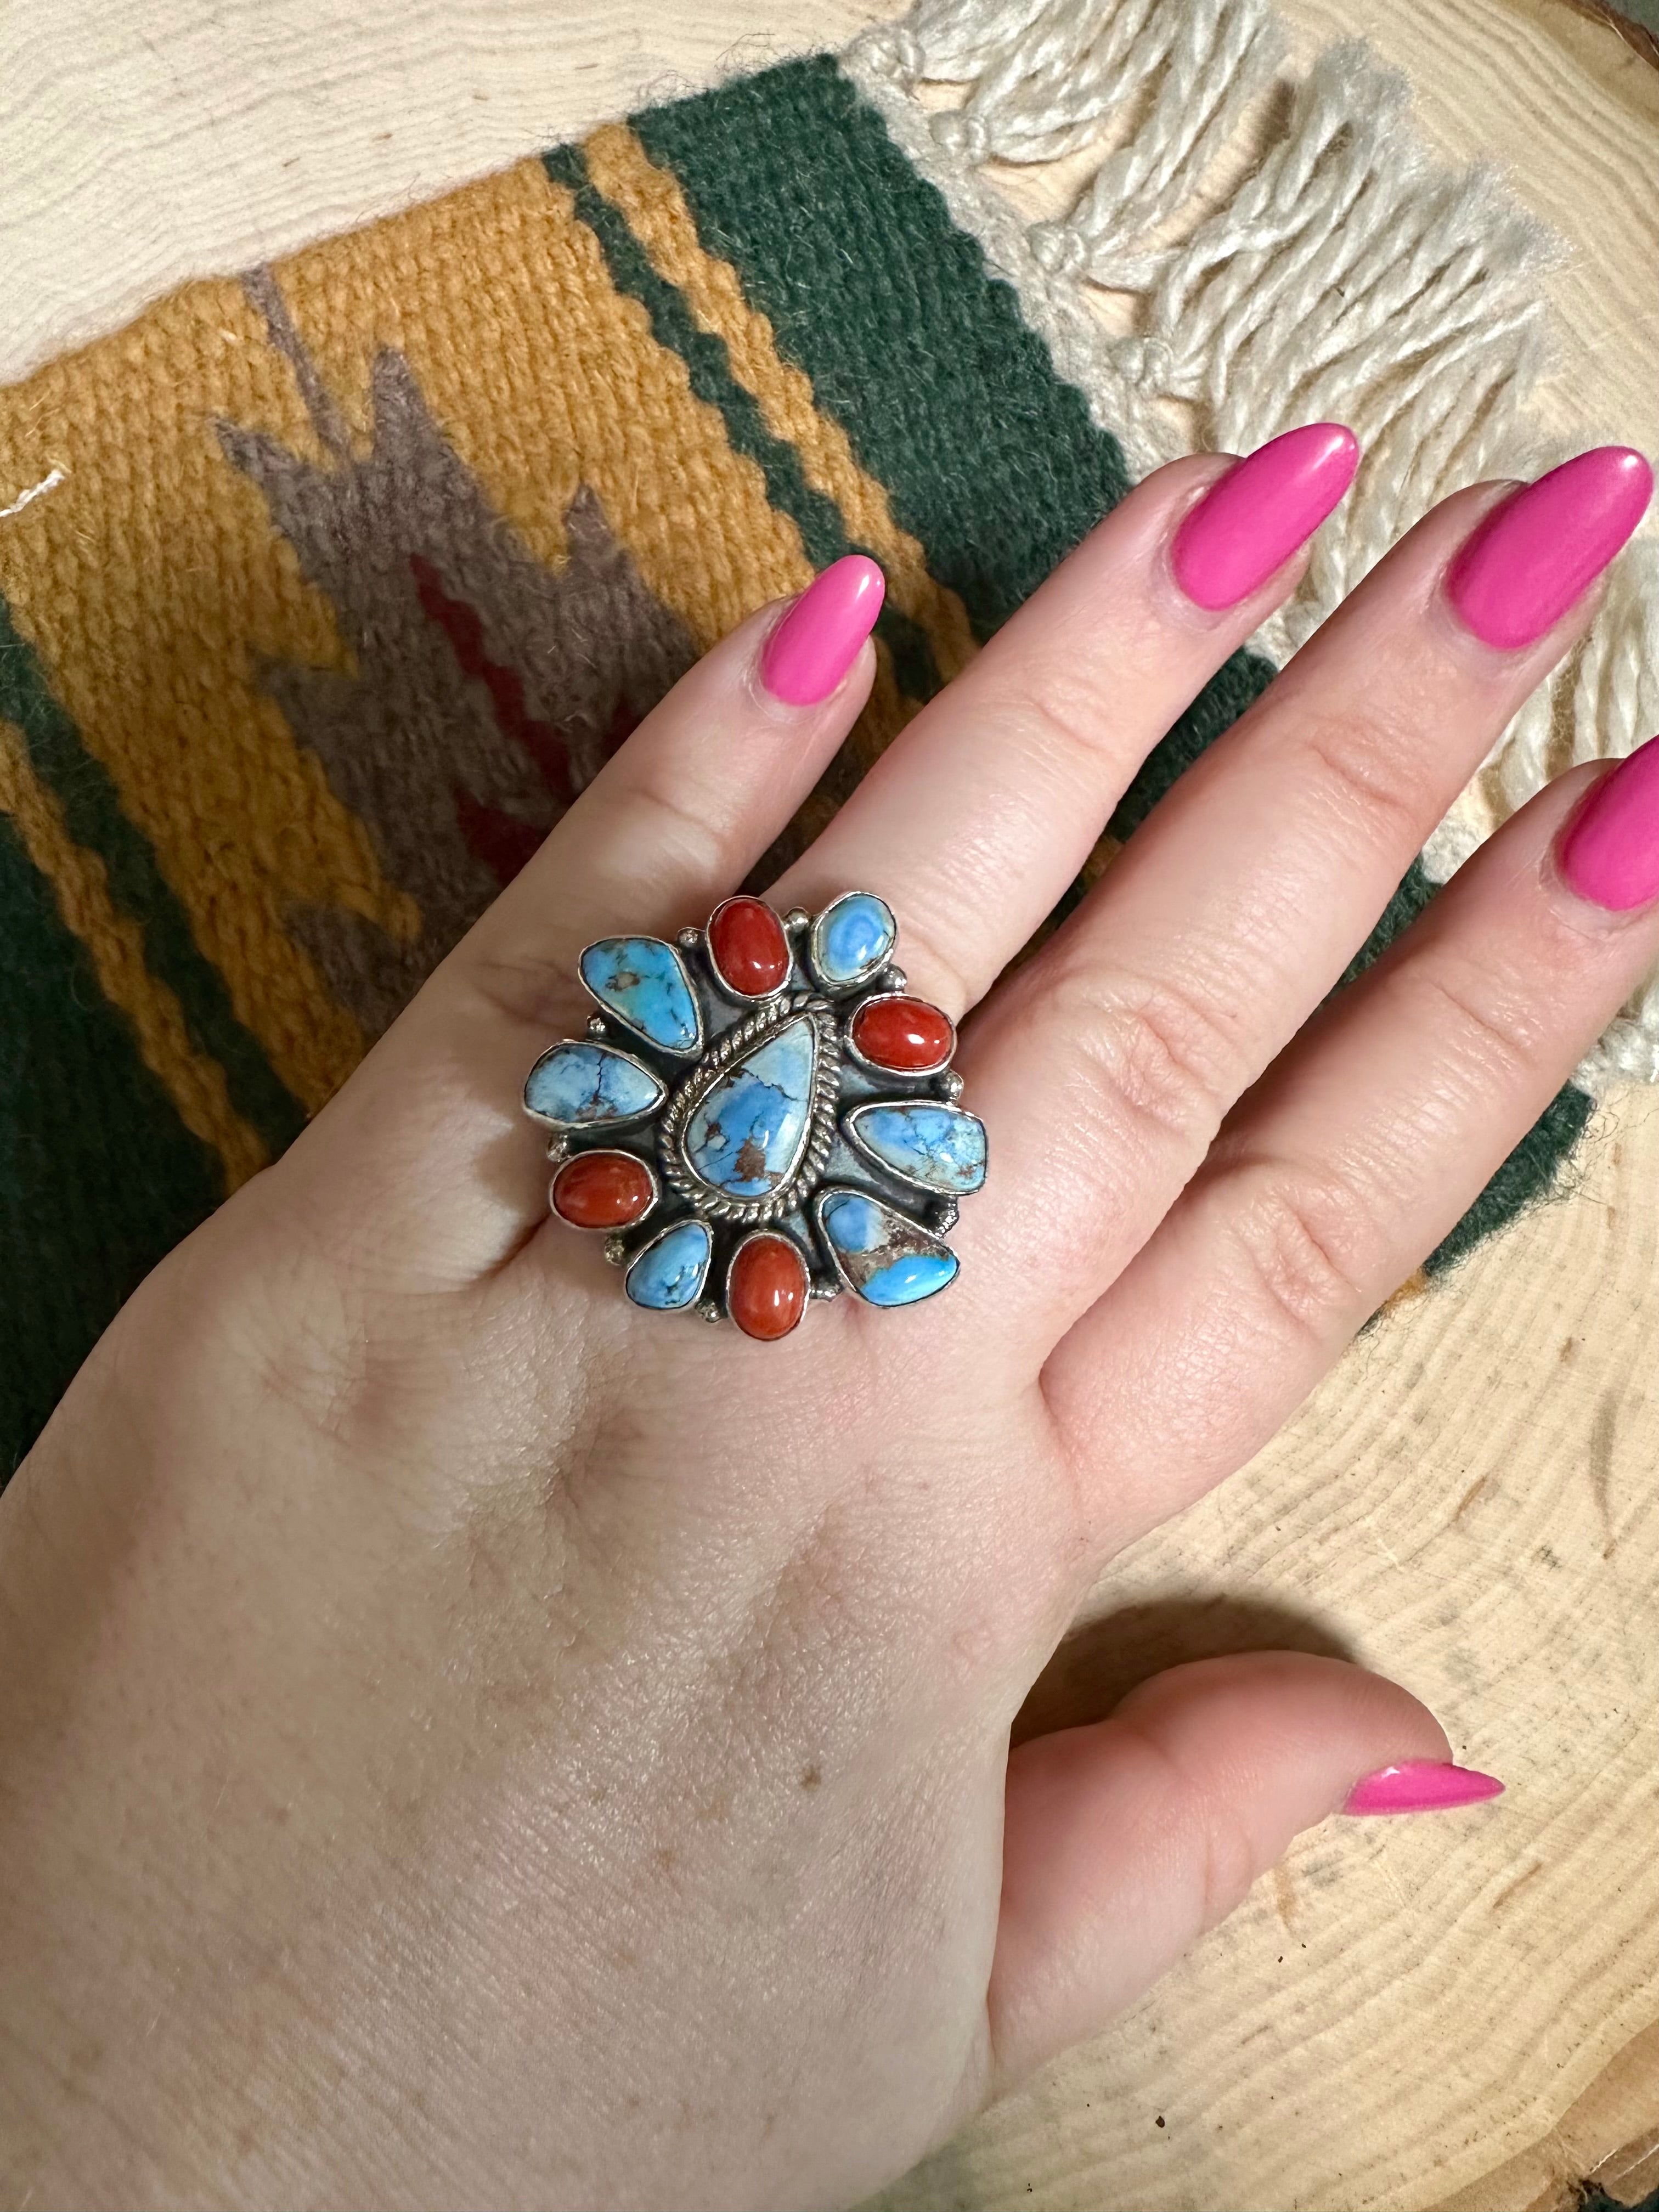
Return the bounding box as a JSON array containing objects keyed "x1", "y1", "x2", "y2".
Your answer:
[
  {"x1": 684, "y1": 1017, "x2": 817, "y2": 1199},
  {"x1": 817, "y1": 1189, "x2": 958, "y2": 1307},
  {"x1": 624, "y1": 1218, "x2": 713, "y2": 1311},
  {"x1": 579, "y1": 935, "x2": 701, "y2": 1055},
  {"x1": 847, "y1": 1102, "x2": 986, "y2": 1194},
  {"x1": 523, "y1": 1041, "x2": 665, "y2": 1127},
  {"x1": 809, "y1": 892, "x2": 895, "y2": 992}
]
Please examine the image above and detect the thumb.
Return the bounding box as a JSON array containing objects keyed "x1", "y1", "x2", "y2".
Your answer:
[{"x1": 987, "y1": 1651, "x2": 1502, "y2": 2090}]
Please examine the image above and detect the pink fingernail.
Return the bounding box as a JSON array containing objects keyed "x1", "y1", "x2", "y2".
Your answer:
[
  {"x1": 1558, "y1": 733, "x2": 1659, "y2": 912},
  {"x1": 1171, "y1": 424, "x2": 1361, "y2": 611},
  {"x1": 1342, "y1": 1761, "x2": 1505, "y2": 1817},
  {"x1": 1445, "y1": 447, "x2": 1652, "y2": 650},
  {"x1": 759, "y1": 555, "x2": 885, "y2": 704}
]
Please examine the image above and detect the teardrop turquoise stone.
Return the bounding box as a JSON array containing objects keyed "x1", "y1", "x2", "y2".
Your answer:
[
  {"x1": 579, "y1": 936, "x2": 701, "y2": 1054},
  {"x1": 624, "y1": 1218, "x2": 713, "y2": 1311},
  {"x1": 817, "y1": 1189, "x2": 958, "y2": 1307},
  {"x1": 524, "y1": 1041, "x2": 665, "y2": 1127},
  {"x1": 848, "y1": 1102, "x2": 986, "y2": 1194},
  {"x1": 684, "y1": 1017, "x2": 817, "y2": 1199}
]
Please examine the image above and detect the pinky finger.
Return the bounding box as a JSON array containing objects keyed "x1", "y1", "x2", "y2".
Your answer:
[{"x1": 1044, "y1": 736, "x2": 1659, "y2": 1549}]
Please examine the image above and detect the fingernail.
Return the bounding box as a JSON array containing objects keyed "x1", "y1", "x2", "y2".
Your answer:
[
  {"x1": 1171, "y1": 423, "x2": 1360, "y2": 611},
  {"x1": 1445, "y1": 447, "x2": 1652, "y2": 650},
  {"x1": 1342, "y1": 1760, "x2": 1505, "y2": 1817},
  {"x1": 760, "y1": 555, "x2": 885, "y2": 704},
  {"x1": 1557, "y1": 733, "x2": 1659, "y2": 912}
]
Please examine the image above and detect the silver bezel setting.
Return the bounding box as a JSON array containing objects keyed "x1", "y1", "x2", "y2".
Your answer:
[
  {"x1": 703, "y1": 896, "x2": 795, "y2": 1007},
  {"x1": 809, "y1": 1186, "x2": 956, "y2": 1302},
  {"x1": 842, "y1": 989, "x2": 957, "y2": 1079},
  {"x1": 656, "y1": 992, "x2": 841, "y2": 1226},
  {"x1": 577, "y1": 935, "x2": 705, "y2": 1059},
  {"x1": 523, "y1": 1039, "x2": 667, "y2": 1131},
  {"x1": 806, "y1": 893, "x2": 897, "y2": 996},
  {"x1": 549, "y1": 1148, "x2": 662, "y2": 1232},
  {"x1": 723, "y1": 1227, "x2": 811, "y2": 1340},
  {"x1": 527, "y1": 893, "x2": 985, "y2": 1333},
  {"x1": 622, "y1": 1215, "x2": 714, "y2": 1313},
  {"x1": 840, "y1": 1098, "x2": 988, "y2": 1200}
]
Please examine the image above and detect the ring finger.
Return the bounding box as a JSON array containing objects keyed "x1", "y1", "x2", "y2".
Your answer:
[
  {"x1": 766, "y1": 427, "x2": 1361, "y2": 1013},
  {"x1": 1042, "y1": 737, "x2": 1659, "y2": 1550},
  {"x1": 963, "y1": 446, "x2": 1651, "y2": 1356}
]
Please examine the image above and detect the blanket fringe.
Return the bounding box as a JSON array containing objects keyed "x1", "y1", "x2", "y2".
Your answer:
[{"x1": 844, "y1": 0, "x2": 1658, "y2": 1097}]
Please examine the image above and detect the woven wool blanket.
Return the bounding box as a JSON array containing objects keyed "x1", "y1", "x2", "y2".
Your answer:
[{"x1": 2, "y1": 1, "x2": 1655, "y2": 1473}]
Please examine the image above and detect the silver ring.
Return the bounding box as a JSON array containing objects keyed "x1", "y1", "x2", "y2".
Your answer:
[{"x1": 523, "y1": 893, "x2": 987, "y2": 1340}]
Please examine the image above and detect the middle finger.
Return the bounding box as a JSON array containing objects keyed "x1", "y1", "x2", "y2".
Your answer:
[
  {"x1": 964, "y1": 446, "x2": 1651, "y2": 1355},
  {"x1": 767, "y1": 427, "x2": 1361, "y2": 1010}
]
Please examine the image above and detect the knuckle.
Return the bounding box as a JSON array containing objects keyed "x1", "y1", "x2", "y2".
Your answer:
[
  {"x1": 1053, "y1": 959, "x2": 1244, "y2": 1159},
  {"x1": 464, "y1": 947, "x2": 586, "y2": 1037},
  {"x1": 1296, "y1": 706, "x2": 1425, "y2": 856},
  {"x1": 996, "y1": 663, "x2": 1119, "y2": 777},
  {"x1": 612, "y1": 779, "x2": 731, "y2": 889},
  {"x1": 1407, "y1": 962, "x2": 1542, "y2": 1090},
  {"x1": 1223, "y1": 1160, "x2": 1374, "y2": 1346}
]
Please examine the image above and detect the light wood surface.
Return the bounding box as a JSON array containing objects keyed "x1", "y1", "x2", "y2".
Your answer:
[{"x1": 2, "y1": 3, "x2": 1656, "y2": 2208}]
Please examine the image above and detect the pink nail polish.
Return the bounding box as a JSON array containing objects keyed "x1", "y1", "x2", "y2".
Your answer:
[
  {"x1": 759, "y1": 555, "x2": 885, "y2": 705},
  {"x1": 1342, "y1": 1761, "x2": 1505, "y2": 1817},
  {"x1": 1445, "y1": 447, "x2": 1652, "y2": 650},
  {"x1": 1558, "y1": 733, "x2": 1659, "y2": 912},
  {"x1": 1171, "y1": 424, "x2": 1361, "y2": 611}
]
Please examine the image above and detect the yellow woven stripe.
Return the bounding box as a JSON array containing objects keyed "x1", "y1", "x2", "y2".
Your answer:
[
  {"x1": 0, "y1": 276, "x2": 413, "y2": 1114},
  {"x1": 584, "y1": 123, "x2": 978, "y2": 686},
  {"x1": 0, "y1": 719, "x2": 267, "y2": 1191},
  {"x1": 270, "y1": 160, "x2": 816, "y2": 652}
]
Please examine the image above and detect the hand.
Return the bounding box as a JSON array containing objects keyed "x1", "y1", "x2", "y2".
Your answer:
[{"x1": 2, "y1": 430, "x2": 1654, "y2": 2211}]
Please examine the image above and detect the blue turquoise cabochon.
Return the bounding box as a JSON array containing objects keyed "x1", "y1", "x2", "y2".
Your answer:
[
  {"x1": 684, "y1": 1015, "x2": 818, "y2": 1199},
  {"x1": 808, "y1": 892, "x2": 896, "y2": 992},
  {"x1": 579, "y1": 936, "x2": 703, "y2": 1056},
  {"x1": 846, "y1": 1101, "x2": 986, "y2": 1194},
  {"x1": 524, "y1": 1040, "x2": 666, "y2": 1127},
  {"x1": 625, "y1": 1218, "x2": 714, "y2": 1310},
  {"x1": 817, "y1": 1188, "x2": 959, "y2": 1307}
]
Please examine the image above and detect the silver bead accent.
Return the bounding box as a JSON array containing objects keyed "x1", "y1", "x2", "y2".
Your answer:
[
  {"x1": 678, "y1": 927, "x2": 702, "y2": 950},
  {"x1": 545, "y1": 1136, "x2": 571, "y2": 1164},
  {"x1": 586, "y1": 1012, "x2": 608, "y2": 1039},
  {"x1": 784, "y1": 907, "x2": 811, "y2": 933},
  {"x1": 603, "y1": 1236, "x2": 628, "y2": 1267},
  {"x1": 810, "y1": 1277, "x2": 842, "y2": 1300},
  {"x1": 699, "y1": 1299, "x2": 724, "y2": 1324},
  {"x1": 936, "y1": 1069, "x2": 964, "y2": 1101},
  {"x1": 879, "y1": 965, "x2": 907, "y2": 994},
  {"x1": 933, "y1": 1199, "x2": 960, "y2": 1234}
]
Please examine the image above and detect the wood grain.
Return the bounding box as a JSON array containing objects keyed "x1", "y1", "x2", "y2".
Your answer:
[{"x1": 2, "y1": 2, "x2": 1656, "y2": 2208}]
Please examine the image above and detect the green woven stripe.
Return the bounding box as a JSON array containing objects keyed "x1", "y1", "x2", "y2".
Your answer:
[
  {"x1": 0, "y1": 812, "x2": 225, "y2": 1472},
  {"x1": 0, "y1": 596, "x2": 306, "y2": 1158},
  {"x1": 633, "y1": 55, "x2": 1127, "y2": 637},
  {"x1": 542, "y1": 141, "x2": 940, "y2": 706},
  {"x1": 1425, "y1": 1081, "x2": 1595, "y2": 1277},
  {"x1": 632, "y1": 56, "x2": 1280, "y2": 823}
]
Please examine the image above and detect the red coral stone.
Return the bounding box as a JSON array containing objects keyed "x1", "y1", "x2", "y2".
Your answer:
[
  {"x1": 727, "y1": 1233, "x2": 808, "y2": 1341},
  {"x1": 551, "y1": 1150, "x2": 654, "y2": 1229},
  {"x1": 708, "y1": 896, "x2": 790, "y2": 996},
  {"x1": 849, "y1": 995, "x2": 955, "y2": 1074}
]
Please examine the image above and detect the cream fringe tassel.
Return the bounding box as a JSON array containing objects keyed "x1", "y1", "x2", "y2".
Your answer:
[{"x1": 843, "y1": 0, "x2": 1659, "y2": 1092}]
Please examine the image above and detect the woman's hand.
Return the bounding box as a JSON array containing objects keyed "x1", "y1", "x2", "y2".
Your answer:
[{"x1": 2, "y1": 431, "x2": 1654, "y2": 2211}]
